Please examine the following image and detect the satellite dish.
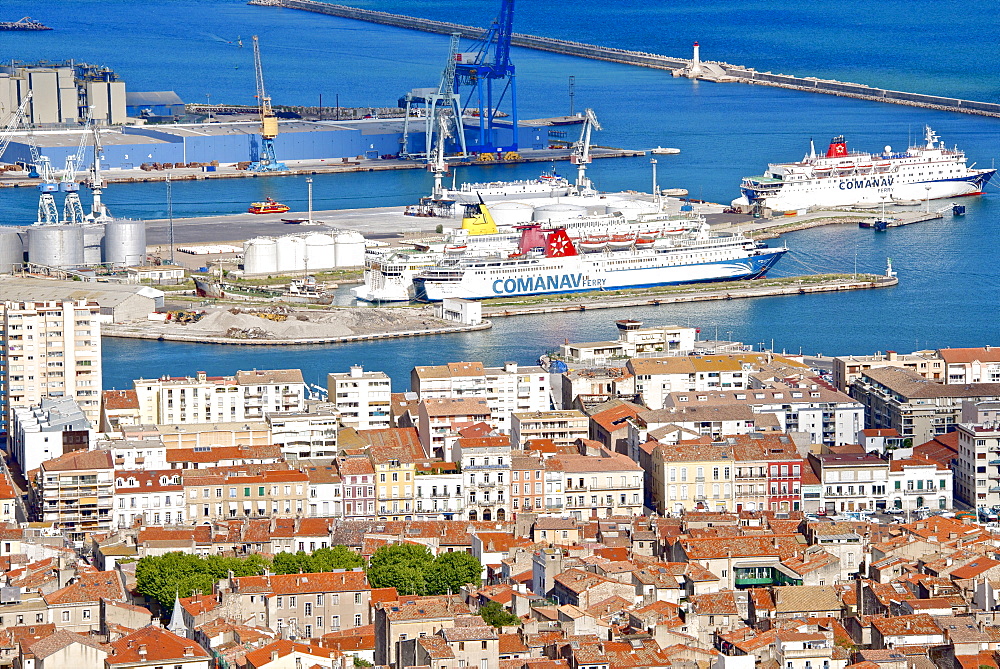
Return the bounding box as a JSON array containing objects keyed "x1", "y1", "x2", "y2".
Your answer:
[{"x1": 884, "y1": 145, "x2": 892, "y2": 154}]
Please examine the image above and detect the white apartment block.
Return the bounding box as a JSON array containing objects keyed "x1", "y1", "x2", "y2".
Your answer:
[
  {"x1": 327, "y1": 365, "x2": 391, "y2": 430},
  {"x1": 133, "y1": 369, "x2": 305, "y2": 425},
  {"x1": 1, "y1": 299, "x2": 102, "y2": 432},
  {"x1": 413, "y1": 471, "x2": 464, "y2": 519},
  {"x1": 266, "y1": 407, "x2": 340, "y2": 459},
  {"x1": 954, "y1": 422, "x2": 1000, "y2": 512},
  {"x1": 628, "y1": 356, "x2": 752, "y2": 410},
  {"x1": 887, "y1": 457, "x2": 952, "y2": 512},
  {"x1": 411, "y1": 361, "x2": 550, "y2": 433},
  {"x1": 664, "y1": 384, "x2": 864, "y2": 446},
  {"x1": 9, "y1": 397, "x2": 94, "y2": 473},
  {"x1": 510, "y1": 410, "x2": 589, "y2": 448},
  {"x1": 459, "y1": 437, "x2": 511, "y2": 523},
  {"x1": 113, "y1": 470, "x2": 185, "y2": 528},
  {"x1": 940, "y1": 347, "x2": 1000, "y2": 384},
  {"x1": 95, "y1": 437, "x2": 168, "y2": 471},
  {"x1": 812, "y1": 453, "x2": 890, "y2": 514}
]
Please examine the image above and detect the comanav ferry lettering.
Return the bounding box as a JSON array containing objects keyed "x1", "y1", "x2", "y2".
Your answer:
[{"x1": 492, "y1": 274, "x2": 606, "y2": 294}]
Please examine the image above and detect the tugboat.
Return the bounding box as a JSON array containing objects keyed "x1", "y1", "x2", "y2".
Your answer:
[{"x1": 247, "y1": 197, "x2": 290, "y2": 214}]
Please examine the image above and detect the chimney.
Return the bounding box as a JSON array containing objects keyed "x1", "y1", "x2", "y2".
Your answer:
[
  {"x1": 271, "y1": 650, "x2": 279, "y2": 662},
  {"x1": 887, "y1": 351, "x2": 897, "y2": 361},
  {"x1": 350, "y1": 365, "x2": 364, "y2": 379},
  {"x1": 138, "y1": 645, "x2": 147, "y2": 658},
  {"x1": 183, "y1": 647, "x2": 194, "y2": 657}
]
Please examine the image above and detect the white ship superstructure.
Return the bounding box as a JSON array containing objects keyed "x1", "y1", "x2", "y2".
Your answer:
[
  {"x1": 413, "y1": 223, "x2": 787, "y2": 302},
  {"x1": 732, "y1": 126, "x2": 995, "y2": 211}
]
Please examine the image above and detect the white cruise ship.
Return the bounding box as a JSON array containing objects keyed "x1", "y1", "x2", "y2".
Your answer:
[
  {"x1": 412, "y1": 223, "x2": 787, "y2": 302},
  {"x1": 732, "y1": 126, "x2": 995, "y2": 211}
]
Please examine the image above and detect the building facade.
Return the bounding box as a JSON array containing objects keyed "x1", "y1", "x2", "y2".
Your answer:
[{"x1": 327, "y1": 365, "x2": 391, "y2": 431}]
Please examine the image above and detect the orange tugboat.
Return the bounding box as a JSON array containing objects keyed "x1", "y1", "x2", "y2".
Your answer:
[{"x1": 247, "y1": 197, "x2": 290, "y2": 214}]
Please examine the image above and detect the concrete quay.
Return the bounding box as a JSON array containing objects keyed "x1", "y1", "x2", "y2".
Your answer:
[
  {"x1": 251, "y1": 0, "x2": 1000, "y2": 119},
  {"x1": 480, "y1": 274, "x2": 898, "y2": 317}
]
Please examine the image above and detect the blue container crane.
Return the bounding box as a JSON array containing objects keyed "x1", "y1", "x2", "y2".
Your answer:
[{"x1": 454, "y1": 0, "x2": 518, "y2": 154}]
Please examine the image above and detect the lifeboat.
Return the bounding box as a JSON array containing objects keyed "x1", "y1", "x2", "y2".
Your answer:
[
  {"x1": 813, "y1": 166, "x2": 833, "y2": 177},
  {"x1": 580, "y1": 236, "x2": 609, "y2": 252},
  {"x1": 634, "y1": 237, "x2": 656, "y2": 249},
  {"x1": 444, "y1": 244, "x2": 468, "y2": 254},
  {"x1": 607, "y1": 234, "x2": 635, "y2": 250},
  {"x1": 856, "y1": 162, "x2": 873, "y2": 172},
  {"x1": 874, "y1": 161, "x2": 892, "y2": 172},
  {"x1": 660, "y1": 227, "x2": 687, "y2": 235},
  {"x1": 248, "y1": 197, "x2": 291, "y2": 214},
  {"x1": 835, "y1": 161, "x2": 855, "y2": 172}
]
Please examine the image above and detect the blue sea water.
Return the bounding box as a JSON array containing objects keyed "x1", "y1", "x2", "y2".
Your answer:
[{"x1": 3, "y1": 0, "x2": 1000, "y2": 386}]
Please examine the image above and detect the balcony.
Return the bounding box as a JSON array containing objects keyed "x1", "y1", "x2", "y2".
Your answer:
[{"x1": 464, "y1": 463, "x2": 508, "y2": 471}]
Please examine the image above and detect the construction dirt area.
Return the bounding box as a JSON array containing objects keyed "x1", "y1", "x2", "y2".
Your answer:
[{"x1": 103, "y1": 305, "x2": 488, "y2": 345}]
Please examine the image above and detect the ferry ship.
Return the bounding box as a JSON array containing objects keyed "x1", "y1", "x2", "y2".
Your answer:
[
  {"x1": 732, "y1": 127, "x2": 995, "y2": 212},
  {"x1": 442, "y1": 170, "x2": 573, "y2": 204},
  {"x1": 412, "y1": 223, "x2": 786, "y2": 302},
  {"x1": 351, "y1": 250, "x2": 445, "y2": 302}
]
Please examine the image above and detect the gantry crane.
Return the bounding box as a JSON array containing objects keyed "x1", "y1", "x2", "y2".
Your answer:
[
  {"x1": 26, "y1": 122, "x2": 60, "y2": 225},
  {"x1": 454, "y1": 0, "x2": 517, "y2": 154},
  {"x1": 60, "y1": 107, "x2": 93, "y2": 225},
  {"x1": 249, "y1": 35, "x2": 286, "y2": 172},
  {"x1": 570, "y1": 108, "x2": 601, "y2": 194},
  {"x1": 0, "y1": 92, "x2": 32, "y2": 164},
  {"x1": 400, "y1": 33, "x2": 467, "y2": 161}
]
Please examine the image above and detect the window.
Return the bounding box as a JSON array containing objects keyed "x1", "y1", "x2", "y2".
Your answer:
[
  {"x1": 354, "y1": 614, "x2": 362, "y2": 627},
  {"x1": 62, "y1": 610, "x2": 70, "y2": 622},
  {"x1": 276, "y1": 596, "x2": 283, "y2": 608},
  {"x1": 82, "y1": 609, "x2": 91, "y2": 620},
  {"x1": 288, "y1": 596, "x2": 296, "y2": 607},
  {"x1": 305, "y1": 603, "x2": 312, "y2": 615},
  {"x1": 355, "y1": 592, "x2": 362, "y2": 605},
  {"x1": 316, "y1": 594, "x2": 323, "y2": 606}
]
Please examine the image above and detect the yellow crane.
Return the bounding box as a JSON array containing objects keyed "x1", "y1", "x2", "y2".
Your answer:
[{"x1": 250, "y1": 35, "x2": 286, "y2": 171}]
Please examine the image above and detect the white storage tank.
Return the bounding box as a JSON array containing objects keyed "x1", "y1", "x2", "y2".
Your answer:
[
  {"x1": 486, "y1": 201, "x2": 534, "y2": 227},
  {"x1": 0, "y1": 229, "x2": 24, "y2": 273},
  {"x1": 243, "y1": 237, "x2": 278, "y2": 275},
  {"x1": 275, "y1": 235, "x2": 305, "y2": 273},
  {"x1": 303, "y1": 233, "x2": 336, "y2": 271},
  {"x1": 605, "y1": 198, "x2": 657, "y2": 218},
  {"x1": 532, "y1": 203, "x2": 587, "y2": 223},
  {"x1": 104, "y1": 219, "x2": 147, "y2": 266},
  {"x1": 334, "y1": 231, "x2": 366, "y2": 267},
  {"x1": 27, "y1": 225, "x2": 84, "y2": 268},
  {"x1": 81, "y1": 224, "x2": 105, "y2": 265}
]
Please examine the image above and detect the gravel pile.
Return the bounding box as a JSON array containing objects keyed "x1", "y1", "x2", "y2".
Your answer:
[{"x1": 172, "y1": 307, "x2": 440, "y2": 340}]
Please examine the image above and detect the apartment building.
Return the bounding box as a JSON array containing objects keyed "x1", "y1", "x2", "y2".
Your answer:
[
  {"x1": 411, "y1": 361, "x2": 550, "y2": 433},
  {"x1": 230, "y1": 571, "x2": 371, "y2": 639},
  {"x1": 851, "y1": 367, "x2": 1000, "y2": 443},
  {"x1": 113, "y1": 469, "x2": 184, "y2": 528},
  {"x1": 302, "y1": 465, "x2": 342, "y2": 518},
  {"x1": 337, "y1": 457, "x2": 376, "y2": 519},
  {"x1": 327, "y1": 365, "x2": 391, "y2": 431},
  {"x1": 510, "y1": 410, "x2": 589, "y2": 448},
  {"x1": 182, "y1": 468, "x2": 310, "y2": 522},
  {"x1": 886, "y1": 456, "x2": 952, "y2": 511},
  {"x1": 628, "y1": 355, "x2": 754, "y2": 409},
  {"x1": 417, "y1": 398, "x2": 492, "y2": 458},
  {"x1": 374, "y1": 598, "x2": 471, "y2": 667},
  {"x1": 33, "y1": 449, "x2": 114, "y2": 543},
  {"x1": 510, "y1": 454, "x2": 546, "y2": 517},
  {"x1": 266, "y1": 407, "x2": 340, "y2": 459},
  {"x1": 649, "y1": 441, "x2": 735, "y2": 515},
  {"x1": 0, "y1": 299, "x2": 102, "y2": 432},
  {"x1": 810, "y1": 453, "x2": 890, "y2": 514},
  {"x1": 939, "y1": 347, "x2": 1000, "y2": 384},
  {"x1": 156, "y1": 421, "x2": 271, "y2": 449},
  {"x1": 730, "y1": 433, "x2": 804, "y2": 512},
  {"x1": 133, "y1": 369, "x2": 305, "y2": 425},
  {"x1": 832, "y1": 349, "x2": 944, "y2": 392},
  {"x1": 9, "y1": 397, "x2": 94, "y2": 472},
  {"x1": 548, "y1": 444, "x2": 644, "y2": 519},
  {"x1": 664, "y1": 384, "x2": 864, "y2": 446},
  {"x1": 557, "y1": 321, "x2": 698, "y2": 364},
  {"x1": 370, "y1": 446, "x2": 416, "y2": 521},
  {"x1": 413, "y1": 464, "x2": 463, "y2": 520},
  {"x1": 954, "y1": 422, "x2": 1000, "y2": 512},
  {"x1": 458, "y1": 436, "x2": 511, "y2": 522},
  {"x1": 99, "y1": 389, "x2": 140, "y2": 432}
]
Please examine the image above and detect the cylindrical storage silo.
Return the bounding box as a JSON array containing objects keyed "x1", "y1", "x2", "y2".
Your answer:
[
  {"x1": 532, "y1": 203, "x2": 587, "y2": 223},
  {"x1": 27, "y1": 225, "x2": 84, "y2": 268},
  {"x1": 242, "y1": 237, "x2": 278, "y2": 275},
  {"x1": 604, "y1": 198, "x2": 657, "y2": 218},
  {"x1": 0, "y1": 229, "x2": 25, "y2": 273},
  {"x1": 487, "y1": 201, "x2": 535, "y2": 227},
  {"x1": 275, "y1": 235, "x2": 305, "y2": 273},
  {"x1": 81, "y1": 224, "x2": 105, "y2": 265},
  {"x1": 104, "y1": 219, "x2": 147, "y2": 267},
  {"x1": 303, "y1": 233, "x2": 335, "y2": 271},
  {"x1": 333, "y1": 231, "x2": 366, "y2": 267}
]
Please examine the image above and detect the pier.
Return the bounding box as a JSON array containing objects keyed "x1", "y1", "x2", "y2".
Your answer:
[{"x1": 250, "y1": 0, "x2": 1000, "y2": 119}]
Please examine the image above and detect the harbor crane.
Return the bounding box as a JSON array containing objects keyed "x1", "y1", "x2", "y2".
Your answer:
[
  {"x1": 249, "y1": 35, "x2": 286, "y2": 172},
  {"x1": 570, "y1": 108, "x2": 601, "y2": 193},
  {"x1": 0, "y1": 92, "x2": 33, "y2": 163},
  {"x1": 400, "y1": 32, "x2": 467, "y2": 161},
  {"x1": 85, "y1": 118, "x2": 111, "y2": 223},
  {"x1": 60, "y1": 107, "x2": 93, "y2": 225},
  {"x1": 26, "y1": 124, "x2": 60, "y2": 225},
  {"x1": 454, "y1": 0, "x2": 517, "y2": 154}
]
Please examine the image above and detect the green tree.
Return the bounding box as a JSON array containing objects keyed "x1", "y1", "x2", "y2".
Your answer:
[
  {"x1": 134, "y1": 552, "x2": 268, "y2": 609},
  {"x1": 426, "y1": 551, "x2": 482, "y2": 595},
  {"x1": 479, "y1": 601, "x2": 521, "y2": 628},
  {"x1": 271, "y1": 551, "x2": 314, "y2": 575},
  {"x1": 311, "y1": 546, "x2": 364, "y2": 571},
  {"x1": 367, "y1": 544, "x2": 435, "y2": 595}
]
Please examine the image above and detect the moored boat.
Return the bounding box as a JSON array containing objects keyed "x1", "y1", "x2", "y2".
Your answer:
[{"x1": 248, "y1": 197, "x2": 290, "y2": 214}]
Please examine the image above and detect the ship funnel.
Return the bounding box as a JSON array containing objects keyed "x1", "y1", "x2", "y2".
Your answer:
[{"x1": 826, "y1": 135, "x2": 848, "y2": 158}]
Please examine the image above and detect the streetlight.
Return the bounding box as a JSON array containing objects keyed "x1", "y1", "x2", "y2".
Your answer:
[{"x1": 306, "y1": 177, "x2": 313, "y2": 224}]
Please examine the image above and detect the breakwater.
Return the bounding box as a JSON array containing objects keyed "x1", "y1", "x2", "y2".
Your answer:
[{"x1": 249, "y1": 0, "x2": 1000, "y2": 119}]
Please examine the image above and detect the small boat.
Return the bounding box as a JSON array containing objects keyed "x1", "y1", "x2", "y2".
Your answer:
[
  {"x1": 444, "y1": 244, "x2": 468, "y2": 254},
  {"x1": 813, "y1": 166, "x2": 832, "y2": 177},
  {"x1": 651, "y1": 146, "x2": 681, "y2": 155},
  {"x1": 835, "y1": 161, "x2": 855, "y2": 172},
  {"x1": 580, "y1": 236, "x2": 609, "y2": 252},
  {"x1": 0, "y1": 17, "x2": 52, "y2": 31},
  {"x1": 607, "y1": 234, "x2": 635, "y2": 250},
  {"x1": 248, "y1": 197, "x2": 290, "y2": 214},
  {"x1": 874, "y1": 161, "x2": 892, "y2": 171},
  {"x1": 634, "y1": 236, "x2": 656, "y2": 249}
]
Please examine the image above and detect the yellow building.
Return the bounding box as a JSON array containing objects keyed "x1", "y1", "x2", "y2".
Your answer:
[
  {"x1": 369, "y1": 446, "x2": 417, "y2": 521},
  {"x1": 648, "y1": 441, "x2": 735, "y2": 515}
]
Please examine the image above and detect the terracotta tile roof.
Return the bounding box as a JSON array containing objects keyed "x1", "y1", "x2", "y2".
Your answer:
[
  {"x1": 546, "y1": 451, "x2": 641, "y2": 473},
  {"x1": 378, "y1": 598, "x2": 470, "y2": 621},
  {"x1": 418, "y1": 634, "x2": 455, "y2": 659},
  {"x1": 951, "y1": 557, "x2": 1000, "y2": 580},
  {"x1": 440, "y1": 625, "x2": 498, "y2": 642},
  {"x1": 679, "y1": 534, "x2": 803, "y2": 560},
  {"x1": 939, "y1": 347, "x2": 1000, "y2": 364},
  {"x1": 107, "y1": 626, "x2": 210, "y2": 665},
  {"x1": 44, "y1": 571, "x2": 125, "y2": 606},
  {"x1": 421, "y1": 397, "x2": 492, "y2": 418},
  {"x1": 234, "y1": 571, "x2": 368, "y2": 596},
  {"x1": 24, "y1": 628, "x2": 107, "y2": 659},
  {"x1": 863, "y1": 366, "x2": 1000, "y2": 399},
  {"x1": 590, "y1": 404, "x2": 641, "y2": 433},
  {"x1": 889, "y1": 454, "x2": 949, "y2": 471},
  {"x1": 691, "y1": 590, "x2": 739, "y2": 615},
  {"x1": 498, "y1": 633, "x2": 528, "y2": 654},
  {"x1": 871, "y1": 613, "x2": 943, "y2": 638},
  {"x1": 335, "y1": 457, "x2": 374, "y2": 476},
  {"x1": 166, "y1": 444, "x2": 283, "y2": 464},
  {"x1": 772, "y1": 585, "x2": 843, "y2": 614},
  {"x1": 243, "y1": 639, "x2": 335, "y2": 668},
  {"x1": 180, "y1": 593, "x2": 220, "y2": 617},
  {"x1": 234, "y1": 369, "x2": 304, "y2": 385},
  {"x1": 102, "y1": 389, "x2": 139, "y2": 410},
  {"x1": 41, "y1": 449, "x2": 113, "y2": 472}
]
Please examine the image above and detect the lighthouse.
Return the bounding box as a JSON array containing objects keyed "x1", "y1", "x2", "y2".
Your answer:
[{"x1": 690, "y1": 41, "x2": 703, "y2": 76}]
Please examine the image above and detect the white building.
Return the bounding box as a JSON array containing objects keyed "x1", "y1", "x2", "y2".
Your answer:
[
  {"x1": 0, "y1": 299, "x2": 102, "y2": 432},
  {"x1": 95, "y1": 436, "x2": 168, "y2": 471},
  {"x1": 413, "y1": 469, "x2": 464, "y2": 520},
  {"x1": 132, "y1": 369, "x2": 306, "y2": 425},
  {"x1": 266, "y1": 406, "x2": 340, "y2": 459},
  {"x1": 113, "y1": 469, "x2": 185, "y2": 528},
  {"x1": 9, "y1": 397, "x2": 94, "y2": 473},
  {"x1": 558, "y1": 321, "x2": 698, "y2": 364},
  {"x1": 940, "y1": 347, "x2": 1000, "y2": 384},
  {"x1": 887, "y1": 456, "x2": 952, "y2": 511},
  {"x1": 411, "y1": 361, "x2": 550, "y2": 433},
  {"x1": 302, "y1": 464, "x2": 343, "y2": 517},
  {"x1": 811, "y1": 453, "x2": 890, "y2": 514},
  {"x1": 327, "y1": 365, "x2": 391, "y2": 431},
  {"x1": 458, "y1": 436, "x2": 511, "y2": 523},
  {"x1": 954, "y1": 422, "x2": 1000, "y2": 512}
]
